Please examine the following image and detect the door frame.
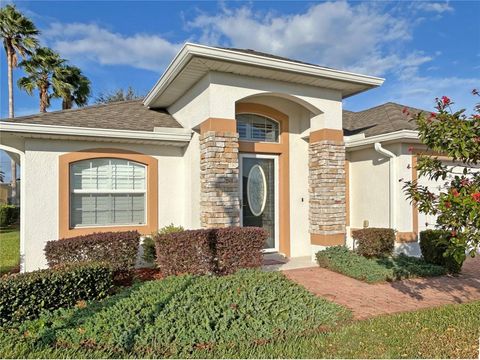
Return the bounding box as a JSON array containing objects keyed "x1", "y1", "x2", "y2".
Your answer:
[{"x1": 239, "y1": 153, "x2": 280, "y2": 253}]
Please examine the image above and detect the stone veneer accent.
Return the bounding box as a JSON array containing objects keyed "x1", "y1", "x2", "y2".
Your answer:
[
  {"x1": 309, "y1": 138, "x2": 346, "y2": 244},
  {"x1": 200, "y1": 130, "x2": 240, "y2": 228}
]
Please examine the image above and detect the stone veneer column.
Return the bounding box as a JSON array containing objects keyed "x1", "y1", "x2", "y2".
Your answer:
[
  {"x1": 199, "y1": 119, "x2": 240, "y2": 228},
  {"x1": 309, "y1": 129, "x2": 346, "y2": 245}
]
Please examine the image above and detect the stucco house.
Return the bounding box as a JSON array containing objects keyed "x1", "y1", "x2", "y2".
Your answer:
[{"x1": 1, "y1": 43, "x2": 438, "y2": 272}]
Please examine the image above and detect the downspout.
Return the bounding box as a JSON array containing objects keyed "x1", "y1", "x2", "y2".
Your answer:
[{"x1": 374, "y1": 143, "x2": 396, "y2": 229}]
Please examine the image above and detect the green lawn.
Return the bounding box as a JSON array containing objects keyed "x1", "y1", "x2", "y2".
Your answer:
[
  {"x1": 316, "y1": 246, "x2": 447, "y2": 283},
  {"x1": 0, "y1": 227, "x2": 20, "y2": 274},
  {"x1": 194, "y1": 300, "x2": 480, "y2": 359}
]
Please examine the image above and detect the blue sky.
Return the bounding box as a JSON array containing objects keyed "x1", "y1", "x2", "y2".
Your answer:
[{"x1": 1, "y1": 1, "x2": 479, "y2": 180}]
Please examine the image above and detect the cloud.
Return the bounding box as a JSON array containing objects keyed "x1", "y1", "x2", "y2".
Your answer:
[
  {"x1": 44, "y1": 23, "x2": 184, "y2": 72},
  {"x1": 188, "y1": 2, "x2": 430, "y2": 77},
  {"x1": 414, "y1": 2, "x2": 454, "y2": 14}
]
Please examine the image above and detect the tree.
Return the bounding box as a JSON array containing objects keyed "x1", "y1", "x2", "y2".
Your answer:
[
  {"x1": 95, "y1": 86, "x2": 143, "y2": 104},
  {"x1": 403, "y1": 91, "x2": 480, "y2": 267},
  {"x1": 53, "y1": 65, "x2": 91, "y2": 109},
  {"x1": 17, "y1": 47, "x2": 66, "y2": 113},
  {"x1": 0, "y1": 4, "x2": 39, "y2": 118},
  {"x1": 0, "y1": 4, "x2": 39, "y2": 205}
]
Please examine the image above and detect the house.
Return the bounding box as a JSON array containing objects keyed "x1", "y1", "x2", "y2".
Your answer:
[{"x1": 1, "y1": 43, "x2": 440, "y2": 272}]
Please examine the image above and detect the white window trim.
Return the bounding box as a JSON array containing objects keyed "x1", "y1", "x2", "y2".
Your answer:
[
  {"x1": 69, "y1": 158, "x2": 148, "y2": 228},
  {"x1": 236, "y1": 113, "x2": 280, "y2": 143}
]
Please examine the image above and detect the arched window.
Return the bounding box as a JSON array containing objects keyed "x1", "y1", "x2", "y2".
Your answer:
[
  {"x1": 236, "y1": 114, "x2": 280, "y2": 142},
  {"x1": 70, "y1": 158, "x2": 146, "y2": 227}
]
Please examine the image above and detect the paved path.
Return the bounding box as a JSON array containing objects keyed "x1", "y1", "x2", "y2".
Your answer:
[{"x1": 284, "y1": 257, "x2": 480, "y2": 319}]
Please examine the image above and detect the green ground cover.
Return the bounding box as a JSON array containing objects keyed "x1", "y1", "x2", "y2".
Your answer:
[
  {"x1": 0, "y1": 227, "x2": 19, "y2": 274},
  {"x1": 0, "y1": 270, "x2": 349, "y2": 358},
  {"x1": 316, "y1": 246, "x2": 447, "y2": 283}
]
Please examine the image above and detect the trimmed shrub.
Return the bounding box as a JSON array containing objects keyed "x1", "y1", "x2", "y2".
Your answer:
[
  {"x1": 352, "y1": 227, "x2": 395, "y2": 257},
  {"x1": 420, "y1": 230, "x2": 464, "y2": 273},
  {"x1": 154, "y1": 227, "x2": 267, "y2": 276},
  {"x1": 0, "y1": 262, "x2": 112, "y2": 325},
  {"x1": 155, "y1": 229, "x2": 215, "y2": 276},
  {"x1": 316, "y1": 246, "x2": 445, "y2": 283},
  {"x1": 215, "y1": 227, "x2": 267, "y2": 275},
  {"x1": 0, "y1": 205, "x2": 19, "y2": 227},
  {"x1": 142, "y1": 224, "x2": 184, "y2": 263},
  {"x1": 44, "y1": 231, "x2": 140, "y2": 271}
]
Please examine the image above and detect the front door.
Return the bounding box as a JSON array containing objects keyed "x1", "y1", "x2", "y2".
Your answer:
[{"x1": 239, "y1": 154, "x2": 279, "y2": 251}]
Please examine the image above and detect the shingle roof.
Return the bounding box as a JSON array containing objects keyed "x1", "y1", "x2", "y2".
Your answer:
[
  {"x1": 1, "y1": 100, "x2": 182, "y2": 131},
  {"x1": 343, "y1": 102, "x2": 426, "y2": 137},
  {"x1": 218, "y1": 47, "x2": 334, "y2": 70}
]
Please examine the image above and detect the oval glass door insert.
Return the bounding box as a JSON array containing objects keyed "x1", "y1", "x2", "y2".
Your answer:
[{"x1": 247, "y1": 164, "x2": 267, "y2": 216}]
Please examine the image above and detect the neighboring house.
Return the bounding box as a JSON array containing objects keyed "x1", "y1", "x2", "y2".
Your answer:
[{"x1": 0, "y1": 43, "x2": 446, "y2": 271}]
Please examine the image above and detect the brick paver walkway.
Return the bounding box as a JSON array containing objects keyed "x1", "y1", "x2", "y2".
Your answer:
[{"x1": 284, "y1": 257, "x2": 480, "y2": 319}]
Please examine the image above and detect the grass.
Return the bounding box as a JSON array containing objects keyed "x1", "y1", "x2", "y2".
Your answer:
[
  {"x1": 191, "y1": 300, "x2": 480, "y2": 359},
  {"x1": 1, "y1": 294, "x2": 477, "y2": 359},
  {"x1": 0, "y1": 270, "x2": 350, "y2": 358},
  {"x1": 0, "y1": 226, "x2": 20, "y2": 275},
  {"x1": 316, "y1": 246, "x2": 447, "y2": 283}
]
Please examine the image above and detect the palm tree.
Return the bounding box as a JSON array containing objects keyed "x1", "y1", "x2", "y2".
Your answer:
[
  {"x1": 0, "y1": 4, "x2": 39, "y2": 204},
  {"x1": 17, "y1": 47, "x2": 66, "y2": 113},
  {"x1": 53, "y1": 65, "x2": 91, "y2": 109}
]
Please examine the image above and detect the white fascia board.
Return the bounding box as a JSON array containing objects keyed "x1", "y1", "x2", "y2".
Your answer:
[
  {"x1": 144, "y1": 43, "x2": 385, "y2": 106},
  {"x1": 0, "y1": 122, "x2": 192, "y2": 143},
  {"x1": 345, "y1": 130, "x2": 420, "y2": 149}
]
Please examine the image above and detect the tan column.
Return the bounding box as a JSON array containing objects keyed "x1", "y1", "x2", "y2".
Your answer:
[
  {"x1": 309, "y1": 129, "x2": 346, "y2": 246},
  {"x1": 199, "y1": 118, "x2": 240, "y2": 228}
]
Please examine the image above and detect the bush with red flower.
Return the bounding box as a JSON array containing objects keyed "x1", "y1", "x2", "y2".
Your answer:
[{"x1": 403, "y1": 91, "x2": 480, "y2": 268}]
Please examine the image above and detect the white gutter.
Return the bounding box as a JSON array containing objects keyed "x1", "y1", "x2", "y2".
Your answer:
[
  {"x1": 374, "y1": 143, "x2": 396, "y2": 229},
  {"x1": 345, "y1": 130, "x2": 420, "y2": 148},
  {"x1": 0, "y1": 122, "x2": 192, "y2": 143},
  {"x1": 144, "y1": 43, "x2": 385, "y2": 106}
]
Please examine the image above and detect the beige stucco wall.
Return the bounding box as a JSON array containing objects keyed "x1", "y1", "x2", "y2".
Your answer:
[
  {"x1": 21, "y1": 138, "x2": 185, "y2": 271},
  {"x1": 169, "y1": 72, "x2": 345, "y2": 258}
]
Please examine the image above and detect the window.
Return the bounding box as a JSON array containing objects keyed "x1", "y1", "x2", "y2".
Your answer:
[
  {"x1": 70, "y1": 158, "x2": 146, "y2": 227},
  {"x1": 236, "y1": 114, "x2": 279, "y2": 142}
]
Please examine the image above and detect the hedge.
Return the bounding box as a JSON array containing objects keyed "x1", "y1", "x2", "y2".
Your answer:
[
  {"x1": 0, "y1": 262, "x2": 112, "y2": 325},
  {"x1": 155, "y1": 229, "x2": 215, "y2": 276},
  {"x1": 155, "y1": 227, "x2": 267, "y2": 276},
  {"x1": 352, "y1": 227, "x2": 395, "y2": 257},
  {"x1": 142, "y1": 224, "x2": 184, "y2": 263},
  {"x1": 215, "y1": 227, "x2": 266, "y2": 275},
  {"x1": 0, "y1": 205, "x2": 19, "y2": 227},
  {"x1": 316, "y1": 246, "x2": 446, "y2": 283},
  {"x1": 44, "y1": 231, "x2": 140, "y2": 271},
  {"x1": 420, "y1": 230, "x2": 464, "y2": 273}
]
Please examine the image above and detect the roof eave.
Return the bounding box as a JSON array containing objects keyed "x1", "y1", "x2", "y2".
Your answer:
[
  {"x1": 345, "y1": 130, "x2": 420, "y2": 150},
  {"x1": 0, "y1": 122, "x2": 192, "y2": 143},
  {"x1": 144, "y1": 43, "x2": 385, "y2": 107}
]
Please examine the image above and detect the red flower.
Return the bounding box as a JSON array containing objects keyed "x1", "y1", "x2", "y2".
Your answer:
[
  {"x1": 444, "y1": 201, "x2": 452, "y2": 208},
  {"x1": 473, "y1": 114, "x2": 480, "y2": 120},
  {"x1": 451, "y1": 230, "x2": 457, "y2": 237},
  {"x1": 461, "y1": 178, "x2": 471, "y2": 186},
  {"x1": 429, "y1": 112, "x2": 436, "y2": 118},
  {"x1": 472, "y1": 193, "x2": 480, "y2": 202},
  {"x1": 441, "y1": 96, "x2": 451, "y2": 105},
  {"x1": 452, "y1": 189, "x2": 459, "y2": 197},
  {"x1": 408, "y1": 146, "x2": 414, "y2": 153}
]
